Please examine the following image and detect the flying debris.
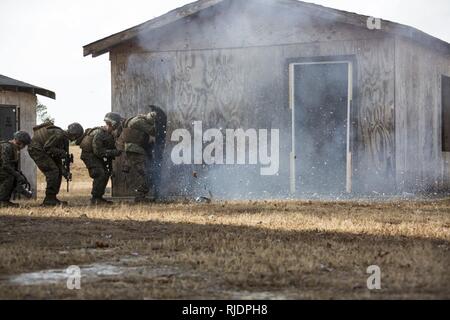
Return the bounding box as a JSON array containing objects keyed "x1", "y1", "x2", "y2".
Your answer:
[{"x1": 195, "y1": 196, "x2": 211, "y2": 204}]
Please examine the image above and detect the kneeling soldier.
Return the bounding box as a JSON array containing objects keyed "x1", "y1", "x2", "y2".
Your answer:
[
  {"x1": 28, "y1": 122, "x2": 84, "y2": 206},
  {"x1": 0, "y1": 131, "x2": 32, "y2": 207},
  {"x1": 116, "y1": 112, "x2": 156, "y2": 203},
  {"x1": 77, "y1": 124, "x2": 121, "y2": 205}
]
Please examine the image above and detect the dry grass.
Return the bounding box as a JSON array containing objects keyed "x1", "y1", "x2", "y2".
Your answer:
[{"x1": 0, "y1": 146, "x2": 448, "y2": 299}]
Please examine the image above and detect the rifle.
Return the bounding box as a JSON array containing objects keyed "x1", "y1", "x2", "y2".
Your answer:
[
  {"x1": 62, "y1": 153, "x2": 74, "y2": 192},
  {"x1": 13, "y1": 171, "x2": 33, "y2": 199}
]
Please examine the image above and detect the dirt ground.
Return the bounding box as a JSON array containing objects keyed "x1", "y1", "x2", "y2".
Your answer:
[{"x1": 0, "y1": 147, "x2": 449, "y2": 299}]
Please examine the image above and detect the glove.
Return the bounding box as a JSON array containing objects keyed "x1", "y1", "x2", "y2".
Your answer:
[{"x1": 145, "y1": 112, "x2": 157, "y2": 121}]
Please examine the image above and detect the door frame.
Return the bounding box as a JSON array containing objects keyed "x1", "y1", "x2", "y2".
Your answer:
[
  {"x1": 0, "y1": 104, "x2": 20, "y2": 136},
  {"x1": 0, "y1": 104, "x2": 20, "y2": 170},
  {"x1": 288, "y1": 59, "x2": 354, "y2": 194}
]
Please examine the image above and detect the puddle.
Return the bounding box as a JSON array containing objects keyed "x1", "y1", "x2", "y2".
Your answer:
[
  {"x1": 10, "y1": 268, "x2": 69, "y2": 286},
  {"x1": 7, "y1": 260, "x2": 301, "y2": 300},
  {"x1": 8, "y1": 257, "x2": 179, "y2": 286}
]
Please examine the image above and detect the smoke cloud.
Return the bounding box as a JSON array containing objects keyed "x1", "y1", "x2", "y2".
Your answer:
[{"x1": 111, "y1": 0, "x2": 449, "y2": 200}]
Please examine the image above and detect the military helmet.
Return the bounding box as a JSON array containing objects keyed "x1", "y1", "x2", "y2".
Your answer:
[
  {"x1": 67, "y1": 123, "x2": 84, "y2": 140},
  {"x1": 13, "y1": 131, "x2": 32, "y2": 145},
  {"x1": 104, "y1": 112, "x2": 122, "y2": 128}
]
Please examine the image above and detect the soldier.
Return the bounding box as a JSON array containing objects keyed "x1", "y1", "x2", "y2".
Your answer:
[
  {"x1": 115, "y1": 111, "x2": 157, "y2": 202},
  {"x1": 0, "y1": 131, "x2": 32, "y2": 207},
  {"x1": 77, "y1": 123, "x2": 121, "y2": 205},
  {"x1": 104, "y1": 112, "x2": 123, "y2": 139},
  {"x1": 28, "y1": 122, "x2": 84, "y2": 206}
]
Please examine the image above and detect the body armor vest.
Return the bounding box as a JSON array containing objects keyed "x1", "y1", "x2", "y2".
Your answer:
[
  {"x1": 78, "y1": 128, "x2": 97, "y2": 153},
  {"x1": 31, "y1": 123, "x2": 62, "y2": 148},
  {"x1": 118, "y1": 117, "x2": 150, "y2": 147}
]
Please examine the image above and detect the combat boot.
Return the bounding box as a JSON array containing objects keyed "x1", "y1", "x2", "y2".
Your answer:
[
  {"x1": 0, "y1": 200, "x2": 19, "y2": 208},
  {"x1": 42, "y1": 195, "x2": 68, "y2": 207},
  {"x1": 90, "y1": 197, "x2": 113, "y2": 205}
]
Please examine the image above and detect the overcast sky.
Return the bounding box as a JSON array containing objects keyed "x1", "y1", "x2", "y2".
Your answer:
[{"x1": 1, "y1": 0, "x2": 449, "y2": 128}]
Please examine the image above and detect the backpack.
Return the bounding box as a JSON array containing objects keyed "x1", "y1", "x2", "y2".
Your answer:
[
  {"x1": 78, "y1": 128, "x2": 99, "y2": 153},
  {"x1": 32, "y1": 122, "x2": 63, "y2": 147},
  {"x1": 118, "y1": 117, "x2": 150, "y2": 147}
]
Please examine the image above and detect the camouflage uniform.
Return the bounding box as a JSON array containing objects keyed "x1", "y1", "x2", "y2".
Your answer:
[
  {"x1": 28, "y1": 123, "x2": 69, "y2": 199},
  {"x1": 77, "y1": 127, "x2": 120, "y2": 200},
  {"x1": 117, "y1": 114, "x2": 156, "y2": 200},
  {"x1": 0, "y1": 141, "x2": 20, "y2": 202}
]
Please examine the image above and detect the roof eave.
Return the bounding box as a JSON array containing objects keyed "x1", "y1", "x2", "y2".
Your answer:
[
  {"x1": 83, "y1": 0, "x2": 225, "y2": 58},
  {"x1": 0, "y1": 85, "x2": 56, "y2": 99},
  {"x1": 82, "y1": 0, "x2": 450, "y2": 58}
]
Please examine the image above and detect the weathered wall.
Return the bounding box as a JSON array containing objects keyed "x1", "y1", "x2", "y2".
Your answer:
[
  {"x1": 109, "y1": 0, "x2": 398, "y2": 198},
  {"x1": 111, "y1": 37, "x2": 396, "y2": 198},
  {"x1": 395, "y1": 38, "x2": 450, "y2": 193},
  {"x1": 0, "y1": 91, "x2": 37, "y2": 195}
]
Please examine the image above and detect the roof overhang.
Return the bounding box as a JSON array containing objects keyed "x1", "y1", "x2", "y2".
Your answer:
[
  {"x1": 83, "y1": 0, "x2": 224, "y2": 58},
  {"x1": 83, "y1": 0, "x2": 450, "y2": 58},
  {"x1": 0, "y1": 74, "x2": 56, "y2": 99}
]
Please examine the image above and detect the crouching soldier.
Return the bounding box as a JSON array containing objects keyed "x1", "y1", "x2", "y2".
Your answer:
[
  {"x1": 28, "y1": 122, "x2": 84, "y2": 206},
  {"x1": 116, "y1": 112, "x2": 157, "y2": 203},
  {"x1": 0, "y1": 131, "x2": 32, "y2": 207},
  {"x1": 77, "y1": 124, "x2": 121, "y2": 205}
]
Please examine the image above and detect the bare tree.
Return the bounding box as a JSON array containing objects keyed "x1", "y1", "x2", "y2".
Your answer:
[{"x1": 36, "y1": 101, "x2": 55, "y2": 124}]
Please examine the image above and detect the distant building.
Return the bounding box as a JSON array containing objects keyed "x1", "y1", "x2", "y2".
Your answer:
[
  {"x1": 0, "y1": 74, "x2": 55, "y2": 196},
  {"x1": 84, "y1": 0, "x2": 450, "y2": 199}
]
